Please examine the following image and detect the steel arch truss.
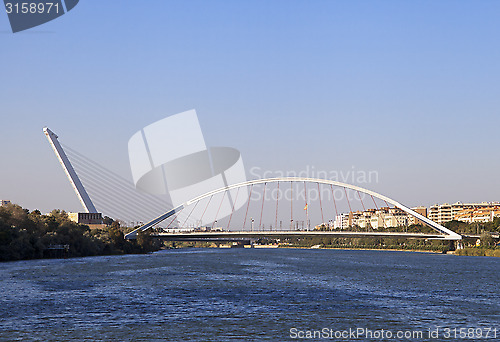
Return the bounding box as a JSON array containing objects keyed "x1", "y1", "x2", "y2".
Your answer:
[{"x1": 125, "y1": 177, "x2": 462, "y2": 240}]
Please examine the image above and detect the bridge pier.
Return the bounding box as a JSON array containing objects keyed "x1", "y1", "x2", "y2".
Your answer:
[{"x1": 231, "y1": 241, "x2": 251, "y2": 248}]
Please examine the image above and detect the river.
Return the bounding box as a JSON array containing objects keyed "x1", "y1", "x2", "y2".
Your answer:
[{"x1": 0, "y1": 249, "x2": 498, "y2": 341}]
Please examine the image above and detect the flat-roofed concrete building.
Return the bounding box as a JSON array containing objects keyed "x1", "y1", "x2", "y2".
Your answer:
[
  {"x1": 68, "y1": 212, "x2": 106, "y2": 229},
  {"x1": 409, "y1": 206, "x2": 428, "y2": 225}
]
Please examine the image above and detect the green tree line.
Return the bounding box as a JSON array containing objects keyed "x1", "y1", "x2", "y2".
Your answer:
[
  {"x1": 0, "y1": 204, "x2": 161, "y2": 262},
  {"x1": 443, "y1": 218, "x2": 500, "y2": 235},
  {"x1": 279, "y1": 235, "x2": 453, "y2": 252}
]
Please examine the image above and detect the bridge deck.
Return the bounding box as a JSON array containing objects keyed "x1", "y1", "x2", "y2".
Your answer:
[{"x1": 152, "y1": 230, "x2": 448, "y2": 240}]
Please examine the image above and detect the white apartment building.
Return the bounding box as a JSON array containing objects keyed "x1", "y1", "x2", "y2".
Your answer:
[
  {"x1": 334, "y1": 207, "x2": 411, "y2": 229},
  {"x1": 429, "y1": 202, "x2": 500, "y2": 224},
  {"x1": 454, "y1": 207, "x2": 500, "y2": 224}
]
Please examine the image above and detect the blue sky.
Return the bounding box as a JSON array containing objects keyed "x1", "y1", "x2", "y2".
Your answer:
[{"x1": 1, "y1": 0, "x2": 499, "y2": 215}]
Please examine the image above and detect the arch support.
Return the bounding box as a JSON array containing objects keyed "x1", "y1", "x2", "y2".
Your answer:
[{"x1": 125, "y1": 177, "x2": 462, "y2": 240}]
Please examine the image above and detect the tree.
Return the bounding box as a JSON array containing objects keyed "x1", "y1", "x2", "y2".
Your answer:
[
  {"x1": 0, "y1": 204, "x2": 162, "y2": 261},
  {"x1": 103, "y1": 216, "x2": 114, "y2": 226},
  {"x1": 108, "y1": 221, "x2": 125, "y2": 250},
  {"x1": 480, "y1": 232, "x2": 495, "y2": 248}
]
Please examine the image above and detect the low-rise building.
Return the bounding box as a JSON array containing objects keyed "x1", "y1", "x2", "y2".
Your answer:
[
  {"x1": 334, "y1": 213, "x2": 350, "y2": 229},
  {"x1": 334, "y1": 207, "x2": 411, "y2": 229},
  {"x1": 409, "y1": 206, "x2": 428, "y2": 225},
  {"x1": 1, "y1": 200, "x2": 11, "y2": 206},
  {"x1": 68, "y1": 212, "x2": 106, "y2": 229}
]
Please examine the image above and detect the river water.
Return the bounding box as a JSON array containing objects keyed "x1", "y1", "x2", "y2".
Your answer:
[{"x1": 0, "y1": 249, "x2": 498, "y2": 341}]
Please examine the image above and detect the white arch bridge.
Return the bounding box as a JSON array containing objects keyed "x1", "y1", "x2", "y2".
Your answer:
[{"x1": 124, "y1": 177, "x2": 462, "y2": 241}]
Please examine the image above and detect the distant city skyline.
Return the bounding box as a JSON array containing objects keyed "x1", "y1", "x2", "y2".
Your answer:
[{"x1": 1, "y1": 0, "x2": 499, "y2": 215}]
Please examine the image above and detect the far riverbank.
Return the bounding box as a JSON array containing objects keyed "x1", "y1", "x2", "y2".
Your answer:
[
  {"x1": 203, "y1": 244, "x2": 500, "y2": 257},
  {"x1": 278, "y1": 245, "x2": 446, "y2": 254}
]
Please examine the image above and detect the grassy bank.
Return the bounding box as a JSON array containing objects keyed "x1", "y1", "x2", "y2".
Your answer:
[
  {"x1": 281, "y1": 246, "x2": 446, "y2": 253},
  {"x1": 454, "y1": 248, "x2": 500, "y2": 257}
]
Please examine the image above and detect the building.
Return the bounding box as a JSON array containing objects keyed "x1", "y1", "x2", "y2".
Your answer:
[
  {"x1": 1, "y1": 200, "x2": 11, "y2": 206},
  {"x1": 334, "y1": 214, "x2": 346, "y2": 229},
  {"x1": 68, "y1": 212, "x2": 106, "y2": 229},
  {"x1": 370, "y1": 214, "x2": 385, "y2": 229},
  {"x1": 428, "y1": 203, "x2": 453, "y2": 224},
  {"x1": 454, "y1": 207, "x2": 500, "y2": 224},
  {"x1": 381, "y1": 207, "x2": 408, "y2": 228},
  {"x1": 334, "y1": 207, "x2": 411, "y2": 230},
  {"x1": 326, "y1": 202, "x2": 498, "y2": 230},
  {"x1": 429, "y1": 202, "x2": 500, "y2": 224},
  {"x1": 408, "y1": 206, "x2": 428, "y2": 225}
]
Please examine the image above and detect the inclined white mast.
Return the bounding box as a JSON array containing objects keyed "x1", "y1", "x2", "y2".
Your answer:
[{"x1": 43, "y1": 127, "x2": 97, "y2": 213}]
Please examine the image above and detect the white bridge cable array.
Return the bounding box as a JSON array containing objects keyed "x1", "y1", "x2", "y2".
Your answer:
[
  {"x1": 125, "y1": 177, "x2": 462, "y2": 240},
  {"x1": 44, "y1": 128, "x2": 461, "y2": 240},
  {"x1": 62, "y1": 145, "x2": 201, "y2": 226},
  {"x1": 59, "y1": 141, "x2": 461, "y2": 241}
]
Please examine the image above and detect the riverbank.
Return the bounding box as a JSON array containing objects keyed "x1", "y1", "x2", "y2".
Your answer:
[
  {"x1": 267, "y1": 245, "x2": 500, "y2": 257},
  {"x1": 278, "y1": 245, "x2": 446, "y2": 254},
  {"x1": 204, "y1": 243, "x2": 447, "y2": 254},
  {"x1": 452, "y1": 248, "x2": 500, "y2": 257},
  {"x1": 260, "y1": 245, "x2": 500, "y2": 257}
]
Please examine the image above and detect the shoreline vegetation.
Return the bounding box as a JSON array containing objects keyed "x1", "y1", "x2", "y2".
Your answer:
[
  {"x1": 1, "y1": 204, "x2": 499, "y2": 261},
  {"x1": 173, "y1": 243, "x2": 500, "y2": 257},
  {"x1": 168, "y1": 240, "x2": 452, "y2": 253},
  {"x1": 165, "y1": 242, "x2": 500, "y2": 258},
  {"x1": 0, "y1": 204, "x2": 161, "y2": 262},
  {"x1": 164, "y1": 220, "x2": 500, "y2": 257},
  {"x1": 281, "y1": 246, "x2": 446, "y2": 253},
  {"x1": 283, "y1": 245, "x2": 500, "y2": 257},
  {"x1": 453, "y1": 248, "x2": 500, "y2": 257}
]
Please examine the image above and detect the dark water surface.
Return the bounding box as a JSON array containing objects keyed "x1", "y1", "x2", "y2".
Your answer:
[{"x1": 0, "y1": 249, "x2": 498, "y2": 341}]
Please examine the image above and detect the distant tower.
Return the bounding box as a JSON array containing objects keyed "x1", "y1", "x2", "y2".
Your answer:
[{"x1": 43, "y1": 127, "x2": 97, "y2": 213}]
